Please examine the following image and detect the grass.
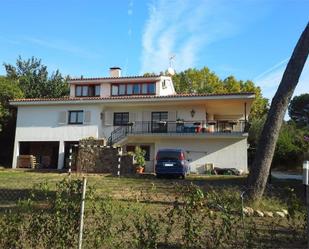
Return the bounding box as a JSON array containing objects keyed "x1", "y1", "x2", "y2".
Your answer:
[
  {"x1": 0, "y1": 168, "x2": 304, "y2": 210},
  {"x1": 0, "y1": 168, "x2": 306, "y2": 248}
]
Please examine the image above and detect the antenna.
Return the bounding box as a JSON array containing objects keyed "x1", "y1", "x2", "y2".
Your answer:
[
  {"x1": 167, "y1": 54, "x2": 176, "y2": 76},
  {"x1": 169, "y1": 54, "x2": 175, "y2": 67}
]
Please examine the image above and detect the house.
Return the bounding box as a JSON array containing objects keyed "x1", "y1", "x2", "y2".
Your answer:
[{"x1": 10, "y1": 67, "x2": 255, "y2": 173}]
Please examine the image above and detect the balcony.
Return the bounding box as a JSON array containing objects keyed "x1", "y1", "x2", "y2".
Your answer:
[{"x1": 108, "y1": 120, "x2": 248, "y2": 145}]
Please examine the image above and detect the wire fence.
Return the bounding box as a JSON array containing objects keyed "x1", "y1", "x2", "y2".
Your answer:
[{"x1": 0, "y1": 174, "x2": 307, "y2": 249}]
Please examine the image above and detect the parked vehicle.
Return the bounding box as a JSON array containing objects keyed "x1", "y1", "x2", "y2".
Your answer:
[{"x1": 155, "y1": 149, "x2": 190, "y2": 179}]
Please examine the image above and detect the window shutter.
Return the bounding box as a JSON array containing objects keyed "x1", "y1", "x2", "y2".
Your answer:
[
  {"x1": 168, "y1": 111, "x2": 177, "y2": 121},
  {"x1": 142, "y1": 111, "x2": 151, "y2": 122},
  {"x1": 84, "y1": 111, "x2": 91, "y2": 124},
  {"x1": 129, "y1": 112, "x2": 137, "y2": 123},
  {"x1": 104, "y1": 111, "x2": 113, "y2": 126},
  {"x1": 58, "y1": 111, "x2": 67, "y2": 125}
]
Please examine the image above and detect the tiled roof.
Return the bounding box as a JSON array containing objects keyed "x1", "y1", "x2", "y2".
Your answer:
[
  {"x1": 10, "y1": 92, "x2": 255, "y2": 103},
  {"x1": 69, "y1": 75, "x2": 161, "y2": 81}
]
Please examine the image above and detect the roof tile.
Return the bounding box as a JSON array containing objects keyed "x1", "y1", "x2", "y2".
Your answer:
[{"x1": 11, "y1": 92, "x2": 255, "y2": 103}]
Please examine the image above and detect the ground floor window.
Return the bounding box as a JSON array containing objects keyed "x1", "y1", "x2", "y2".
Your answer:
[{"x1": 126, "y1": 145, "x2": 150, "y2": 161}]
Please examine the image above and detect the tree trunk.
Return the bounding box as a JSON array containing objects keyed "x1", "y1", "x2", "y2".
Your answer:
[{"x1": 247, "y1": 23, "x2": 309, "y2": 200}]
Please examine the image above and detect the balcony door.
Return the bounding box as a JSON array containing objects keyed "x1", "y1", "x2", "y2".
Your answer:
[{"x1": 151, "y1": 112, "x2": 168, "y2": 133}]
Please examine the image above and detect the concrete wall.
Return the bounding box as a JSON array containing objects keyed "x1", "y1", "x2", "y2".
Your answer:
[
  {"x1": 12, "y1": 104, "x2": 102, "y2": 169},
  {"x1": 157, "y1": 77, "x2": 176, "y2": 96},
  {"x1": 123, "y1": 135, "x2": 248, "y2": 173},
  {"x1": 155, "y1": 138, "x2": 248, "y2": 173}
]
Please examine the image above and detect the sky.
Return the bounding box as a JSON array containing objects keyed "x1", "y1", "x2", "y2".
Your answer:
[{"x1": 0, "y1": 0, "x2": 308, "y2": 102}]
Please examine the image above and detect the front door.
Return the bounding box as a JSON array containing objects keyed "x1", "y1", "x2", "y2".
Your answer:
[{"x1": 151, "y1": 112, "x2": 168, "y2": 133}]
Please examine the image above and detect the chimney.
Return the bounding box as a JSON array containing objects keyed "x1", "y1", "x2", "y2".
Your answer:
[{"x1": 109, "y1": 67, "x2": 122, "y2": 77}]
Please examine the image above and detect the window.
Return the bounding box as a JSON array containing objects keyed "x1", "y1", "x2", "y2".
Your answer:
[
  {"x1": 148, "y1": 83, "x2": 155, "y2": 94},
  {"x1": 82, "y1": 86, "x2": 88, "y2": 96},
  {"x1": 119, "y1": 84, "x2": 126, "y2": 95},
  {"x1": 76, "y1": 86, "x2": 82, "y2": 96},
  {"x1": 113, "y1": 112, "x2": 129, "y2": 126},
  {"x1": 133, "y1": 84, "x2": 140, "y2": 94},
  {"x1": 126, "y1": 145, "x2": 150, "y2": 161},
  {"x1": 75, "y1": 85, "x2": 100, "y2": 97},
  {"x1": 69, "y1": 111, "x2": 83, "y2": 124},
  {"x1": 111, "y1": 83, "x2": 156, "y2": 96},
  {"x1": 140, "y1": 145, "x2": 150, "y2": 161},
  {"x1": 95, "y1": 85, "x2": 100, "y2": 96},
  {"x1": 162, "y1": 80, "x2": 166, "y2": 88},
  {"x1": 127, "y1": 84, "x2": 133, "y2": 95},
  {"x1": 142, "y1": 83, "x2": 148, "y2": 94},
  {"x1": 111, "y1": 85, "x2": 118, "y2": 96}
]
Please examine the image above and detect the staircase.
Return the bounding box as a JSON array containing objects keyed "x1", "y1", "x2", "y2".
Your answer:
[{"x1": 108, "y1": 126, "x2": 128, "y2": 146}]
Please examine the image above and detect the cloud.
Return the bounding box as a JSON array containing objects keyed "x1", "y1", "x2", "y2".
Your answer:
[
  {"x1": 23, "y1": 37, "x2": 99, "y2": 59},
  {"x1": 128, "y1": 0, "x2": 133, "y2": 15},
  {"x1": 140, "y1": 0, "x2": 244, "y2": 74}
]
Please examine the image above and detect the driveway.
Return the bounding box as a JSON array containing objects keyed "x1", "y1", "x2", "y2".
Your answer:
[{"x1": 271, "y1": 171, "x2": 302, "y2": 180}]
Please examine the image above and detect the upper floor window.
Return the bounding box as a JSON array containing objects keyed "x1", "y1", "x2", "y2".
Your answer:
[
  {"x1": 76, "y1": 85, "x2": 100, "y2": 97},
  {"x1": 111, "y1": 83, "x2": 155, "y2": 96},
  {"x1": 68, "y1": 111, "x2": 83, "y2": 124}
]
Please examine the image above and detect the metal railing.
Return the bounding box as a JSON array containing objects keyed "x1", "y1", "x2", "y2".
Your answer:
[{"x1": 108, "y1": 120, "x2": 248, "y2": 145}]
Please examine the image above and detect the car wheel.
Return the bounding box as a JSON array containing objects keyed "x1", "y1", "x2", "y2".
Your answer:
[
  {"x1": 181, "y1": 174, "x2": 186, "y2": 179},
  {"x1": 156, "y1": 174, "x2": 162, "y2": 179}
]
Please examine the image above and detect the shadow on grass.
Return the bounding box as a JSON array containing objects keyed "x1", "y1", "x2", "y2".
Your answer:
[{"x1": 0, "y1": 188, "x2": 56, "y2": 212}]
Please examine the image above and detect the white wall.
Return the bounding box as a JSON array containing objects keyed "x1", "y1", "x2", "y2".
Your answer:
[
  {"x1": 13, "y1": 104, "x2": 102, "y2": 169},
  {"x1": 157, "y1": 77, "x2": 176, "y2": 96},
  {"x1": 101, "y1": 84, "x2": 111, "y2": 97}
]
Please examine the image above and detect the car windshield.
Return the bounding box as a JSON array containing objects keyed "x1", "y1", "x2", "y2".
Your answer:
[{"x1": 157, "y1": 151, "x2": 182, "y2": 160}]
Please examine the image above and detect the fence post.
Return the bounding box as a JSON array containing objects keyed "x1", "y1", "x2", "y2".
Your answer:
[
  {"x1": 78, "y1": 177, "x2": 87, "y2": 249},
  {"x1": 303, "y1": 160, "x2": 309, "y2": 249},
  {"x1": 68, "y1": 145, "x2": 73, "y2": 176},
  {"x1": 117, "y1": 147, "x2": 122, "y2": 177}
]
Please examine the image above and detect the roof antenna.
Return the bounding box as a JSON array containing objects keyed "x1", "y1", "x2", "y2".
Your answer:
[{"x1": 167, "y1": 54, "x2": 175, "y2": 76}]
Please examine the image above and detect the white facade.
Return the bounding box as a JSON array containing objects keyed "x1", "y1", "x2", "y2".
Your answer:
[{"x1": 11, "y1": 72, "x2": 254, "y2": 173}]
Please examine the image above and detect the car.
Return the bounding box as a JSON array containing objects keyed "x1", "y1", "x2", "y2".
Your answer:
[{"x1": 155, "y1": 149, "x2": 190, "y2": 179}]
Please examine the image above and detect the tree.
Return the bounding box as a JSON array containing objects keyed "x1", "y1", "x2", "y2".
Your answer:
[
  {"x1": 4, "y1": 56, "x2": 69, "y2": 98},
  {"x1": 247, "y1": 23, "x2": 309, "y2": 200},
  {"x1": 272, "y1": 121, "x2": 309, "y2": 168},
  {"x1": 0, "y1": 77, "x2": 23, "y2": 129},
  {"x1": 0, "y1": 77, "x2": 24, "y2": 165},
  {"x1": 288, "y1": 93, "x2": 309, "y2": 127}
]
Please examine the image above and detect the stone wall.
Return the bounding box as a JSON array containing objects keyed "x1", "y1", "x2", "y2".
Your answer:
[{"x1": 76, "y1": 138, "x2": 134, "y2": 175}]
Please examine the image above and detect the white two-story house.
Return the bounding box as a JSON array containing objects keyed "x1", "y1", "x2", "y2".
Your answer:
[{"x1": 10, "y1": 67, "x2": 255, "y2": 173}]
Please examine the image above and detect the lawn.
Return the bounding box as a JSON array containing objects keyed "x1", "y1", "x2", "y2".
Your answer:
[{"x1": 0, "y1": 168, "x2": 306, "y2": 248}]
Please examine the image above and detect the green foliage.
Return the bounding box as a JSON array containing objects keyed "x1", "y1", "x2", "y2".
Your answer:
[
  {"x1": 172, "y1": 67, "x2": 269, "y2": 120},
  {"x1": 288, "y1": 93, "x2": 309, "y2": 127},
  {"x1": 273, "y1": 121, "x2": 309, "y2": 167},
  {"x1": 0, "y1": 77, "x2": 23, "y2": 127},
  {"x1": 0, "y1": 179, "x2": 306, "y2": 248},
  {"x1": 134, "y1": 146, "x2": 146, "y2": 167},
  {"x1": 0, "y1": 77, "x2": 24, "y2": 165},
  {"x1": 249, "y1": 117, "x2": 309, "y2": 169},
  {"x1": 0, "y1": 178, "x2": 83, "y2": 248},
  {"x1": 4, "y1": 56, "x2": 69, "y2": 98}
]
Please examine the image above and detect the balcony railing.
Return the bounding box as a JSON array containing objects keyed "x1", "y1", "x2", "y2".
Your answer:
[{"x1": 108, "y1": 120, "x2": 248, "y2": 145}]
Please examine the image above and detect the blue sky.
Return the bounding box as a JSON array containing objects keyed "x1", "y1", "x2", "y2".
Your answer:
[{"x1": 0, "y1": 0, "x2": 308, "y2": 100}]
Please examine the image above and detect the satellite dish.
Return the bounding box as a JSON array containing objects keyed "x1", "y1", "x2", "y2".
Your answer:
[{"x1": 167, "y1": 67, "x2": 175, "y2": 76}]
